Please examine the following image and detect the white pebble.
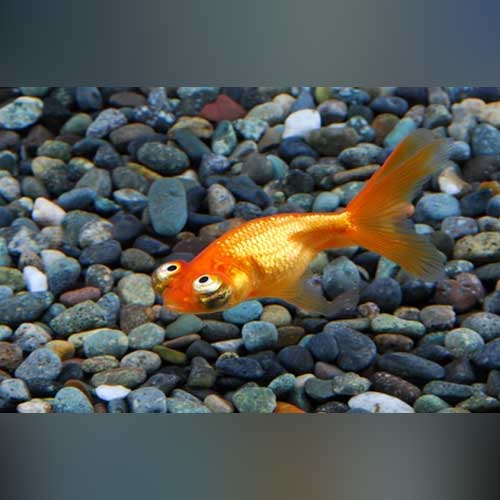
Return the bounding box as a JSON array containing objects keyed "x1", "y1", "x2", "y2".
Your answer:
[
  {"x1": 17, "y1": 399, "x2": 52, "y2": 413},
  {"x1": 32, "y1": 197, "x2": 66, "y2": 226},
  {"x1": 282, "y1": 109, "x2": 321, "y2": 139},
  {"x1": 23, "y1": 265, "x2": 48, "y2": 292},
  {"x1": 95, "y1": 384, "x2": 131, "y2": 401},
  {"x1": 348, "y1": 391, "x2": 415, "y2": 413}
]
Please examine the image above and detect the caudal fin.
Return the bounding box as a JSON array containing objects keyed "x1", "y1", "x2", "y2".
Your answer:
[{"x1": 345, "y1": 129, "x2": 452, "y2": 281}]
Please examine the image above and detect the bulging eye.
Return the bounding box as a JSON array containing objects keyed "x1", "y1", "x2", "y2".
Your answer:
[
  {"x1": 193, "y1": 274, "x2": 222, "y2": 294},
  {"x1": 152, "y1": 261, "x2": 182, "y2": 293}
]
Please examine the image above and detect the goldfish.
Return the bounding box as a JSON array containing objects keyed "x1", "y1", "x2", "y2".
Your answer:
[{"x1": 152, "y1": 129, "x2": 451, "y2": 316}]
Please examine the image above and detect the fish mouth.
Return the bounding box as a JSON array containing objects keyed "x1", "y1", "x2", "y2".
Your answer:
[{"x1": 198, "y1": 284, "x2": 232, "y2": 310}]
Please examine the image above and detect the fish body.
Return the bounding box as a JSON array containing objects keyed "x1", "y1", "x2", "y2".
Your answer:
[{"x1": 153, "y1": 130, "x2": 452, "y2": 315}]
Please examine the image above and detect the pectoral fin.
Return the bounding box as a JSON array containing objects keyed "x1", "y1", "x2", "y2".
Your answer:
[{"x1": 276, "y1": 270, "x2": 359, "y2": 319}]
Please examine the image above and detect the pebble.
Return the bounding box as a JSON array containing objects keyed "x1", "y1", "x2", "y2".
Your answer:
[
  {"x1": 377, "y1": 352, "x2": 445, "y2": 382},
  {"x1": 117, "y1": 273, "x2": 154, "y2": 306},
  {"x1": 415, "y1": 193, "x2": 461, "y2": 222},
  {"x1": 148, "y1": 178, "x2": 187, "y2": 237},
  {"x1": 222, "y1": 300, "x2": 263, "y2": 324},
  {"x1": 348, "y1": 391, "x2": 414, "y2": 413},
  {"x1": 0, "y1": 378, "x2": 30, "y2": 402},
  {"x1": 215, "y1": 356, "x2": 264, "y2": 380},
  {"x1": 83, "y1": 328, "x2": 128, "y2": 358},
  {"x1": 233, "y1": 386, "x2": 276, "y2": 413},
  {"x1": 90, "y1": 367, "x2": 147, "y2": 388},
  {"x1": 282, "y1": 109, "x2": 321, "y2": 139},
  {"x1": 187, "y1": 356, "x2": 216, "y2": 388},
  {"x1": 127, "y1": 387, "x2": 167, "y2": 413},
  {"x1": 0, "y1": 96, "x2": 43, "y2": 130},
  {"x1": 17, "y1": 399, "x2": 52, "y2": 413},
  {"x1": 86, "y1": 109, "x2": 127, "y2": 138},
  {"x1": 371, "y1": 313, "x2": 426, "y2": 339},
  {"x1": 471, "y1": 124, "x2": 500, "y2": 155},
  {"x1": 461, "y1": 313, "x2": 500, "y2": 342},
  {"x1": 307, "y1": 332, "x2": 339, "y2": 363},
  {"x1": 326, "y1": 325, "x2": 376, "y2": 371},
  {"x1": 166, "y1": 397, "x2": 211, "y2": 414},
  {"x1": 53, "y1": 386, "x2": 94, "y2": 413},
  {"x1": 414, "y1": 394, "x2": 449, "y2": 413},
  {"x1": 242, "y1": 321, "x2": 278, "y2": 352},
  {"x1": 95, "y1": 384, "x2": 131, "y2": 401},
  {"x1": 15, "y1": 347, "x2": 62, "y2": 385},
  {"x1": 278, "y1": 345, "x2": 314, "y2": 374},
  {"x1": 50, "y1": 300, "x2": 107, "y2": 337},
  {"x1": 444, "y1": 328, "x2": 485, "y2": 357},
  {"x1": 23, "y1": 266, "x2": 48, "y2": 293},
  {"x1": 204, "y1": 394, "x2": 234, "y2": 413},
  {"x1": 0, "y1": 291, "x2": 54, "y2": 327},
  {"x1": 370, "y1": 371, "x2": 421, "y2": 404},
  {"x1": 473, "y1": 338, "x2": 500, "y2": 369},
  {"x1": 423, "y1": 380, "x2": 474, "y2": 403},
  {"x1": 128, "y1": 322, "x2": 165, "y2": 349},
  {"x1": 164, "y1": 314, "x2": 203, "y2": 339},
  {"x1": 453, "y1": 232, "x2": 500, "y2": 264}
]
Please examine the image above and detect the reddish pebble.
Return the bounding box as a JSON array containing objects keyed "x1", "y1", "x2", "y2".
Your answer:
[
  {"x1": 201, "y1": 94, "x2": 246, "y2": 122},
  {"x1": 274, "y1": 402, "x2": 306, "y2": 414},
  {"x1": 59, "y1": 286, "x2": 102, "y2": 306}
]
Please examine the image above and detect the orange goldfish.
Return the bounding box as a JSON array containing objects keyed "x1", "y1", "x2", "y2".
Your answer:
[{"x1": 152, "y1": 130, "x2": 451, "y2": 315}]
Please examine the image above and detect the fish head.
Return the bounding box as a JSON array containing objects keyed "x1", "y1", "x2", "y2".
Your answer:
[{"x1": 152, "y1": 258, "x2": 251, "y2": 314}]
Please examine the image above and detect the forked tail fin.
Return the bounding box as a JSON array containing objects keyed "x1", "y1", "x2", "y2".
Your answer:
[{"x1": 345, "y1": 129, "x2": 452, "y2": 281}]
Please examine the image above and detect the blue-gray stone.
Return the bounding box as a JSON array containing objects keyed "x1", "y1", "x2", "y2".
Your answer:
[
  {"x1": 322, "y1": 256, "x2": 360, "y2": 300},
  {"x1": 415, "y1": 193, "x2": 461, "y2": 222},
  {"x1": 0, "y1": 291, "x2": 54, "y2": 327},
  {"x1": 86, "y1": 108, "x2": 127, "y2": 138},
  {"x1": 242, "y1": 321, "x2": 278, "y2": 352},
  {"x1": 215, "y1": 356, "x2": 265, "y2": 380},
  {"x1": 83, "y1": 328, "x2": 129, "y2": 357},
  {"x1": 233, "y1": 386, "x2": 276, "y2": 413},
  {"x1": 147, "y1": 178, "x2": 187, "y2": 237},
  {"x1": 45, "y1": 255, "x2": 81, "y2": 296},
  {"x1": 128, "y1": 387, "x2": 167, "y2": 413},
  {"x1": 223, "y1": 300, "x2": 263, "y2": 325},
  {"x1": 0, "y1": 97, "x2": 43, "y2": 130},
  {"x1": 383, "y1": 117, "x2": 417, "y2": 149},
  {"x1": 53, "y1": 387, "x2": 94, "y2": 413},
  {"x1": 15, "y1": 347, "x2": 62, "y2": 383},
  {"x1": 128, "y1": 323, "x2": 165, "y2": 349},
  {"x1": 268, "y1": 373, "x2": 296, "y2": 397},
  {"x1": 462, "y1": 313, "x2": 500, "y2": 342},
  {"x1": 377, "y1": 353, "x2": 445, "y2": 382},
  {"x1": 50, "y1": 300, "x2": 108, "y2": 337},
  {"x1": 0, "y1": 378, "x2": 30, "y2": 401},
  {"x1": 137, "y1": 142, "x2": 189, "y2": 176},
  {"x1": 166, "y1": 397, "x2": 210, "y2": 413},
  {"x1": 471, "y1": 124, "x2": 500, "y2": 156}
]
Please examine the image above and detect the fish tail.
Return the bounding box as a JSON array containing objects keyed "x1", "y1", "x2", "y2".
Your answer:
[{"x1": 344, "y1": 129, "x2": 452, "y2": 281}]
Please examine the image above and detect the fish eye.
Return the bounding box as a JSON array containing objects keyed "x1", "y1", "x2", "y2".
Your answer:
[
  {"x1": 152, "y1": 261, "x2": 182, "y2": 293},
  {"x1": 193, "y1": 274, "x2": 222, "y2": 294}
]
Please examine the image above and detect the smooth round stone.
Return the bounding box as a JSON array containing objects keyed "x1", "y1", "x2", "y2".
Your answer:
[
  {"x1": 414, "y1": 193, "x2": 461, "y2": 223},
  {"x1": 165, "y1": 314, "x2": 203, "y2": 339},
  {"x1": 13, "y1": 323, "x2": 51, "y2": 352},
  {"x1": 120, "y1": 248, "x2": 155, "y2": 273},
  {"x1": 453, "y1": 232, "x2": 500, "y2": 264},
  {"x1": 371, "y1": 313, "x2": 425, "y2": 339},
  {"x1": 322, "y1": 256, "x2": 360, "y2": 300},
  {"x1": 348, "y1": 391, "x2": 414, "y2": 413},
  {"x1": 383, "y1": 117, "x2": 417, "y2": 148},
  {"x1": 260, "y1": 305, "x2": 292, "y2": 327},
  {"x1": 53, "y1": 386, "x2": 94, "y2": 413},
  {"x1": 79, "y1": 239, "x2": 121, "y2": 267},
  {"x1": 137, "y1": 142, "x2": 189, "y2": 175},
  {"x1": 374, "y1": 334, "x2": 414, "y2": 353},
  {"x1": 332, "y1": 372, "x2": 371, "y2": 396},
  {"x1": 23, "y1": 266, "x2": 48, "y2": 293},
  {"x1": 233, "y1": 386, "x2": 277, "y2": 413},
  {"x1": 46, "y1": 339, "x2": 74, "y2": 361},
  {"x1": 147, "y1": 178, "x2": 187, "y2": 237},
  {"x1": 423, "y1": 380, "x2": 474, "y2": 403},
  {"x1": 0, "y1": 325, "x2": 12, "y2": 341},
  {"x1": 0, "y1": 267, "x2": 24, "y2": 292},
  {"x1": 278, "y1": 345, "x2": 314, "y2": 374},
  {"x1": 312, "y1": 192, "x2": 340, "y2": 212},
  {"x1": 325, "y1": 325, "x2": 376, "y2": 371},
  {"x1": 117, "y1": 273, "x2": 154, "y2": 306},
  {"x1": 471, "y1": 123, "x2": 500, "y2": 155},
  {"x1": 61, "y1": 112, "x2": 92, "y2": 135},
  {"x1": 166, "y1": 397, "x2": 210, "y2": 414},
  {"x1": 75, "y1": 87, "x2": 102, "y2": 110},
  {"x1": 17, "y1": 399, "x2": 52, "y2": 413},
  {"x1": 420, "y1": 305, "x2": 456, "y2": 331},
  {"x1": 128, "y1": 323, "x2": 165, "y2": 349},
  {"x1": 414, "y1": 394, "x2": 449, "y2": 413},
  {"x1": 458, "y1": 393, "x2": 500, "y2": 412},
  {"x1": 199, "y1": 321, "x2": 240, "y2": 343},
  {"x1": 242, "y1": 321, "x2": 278, "y2": 352},
  {"x1": 360, "y1": 278, "x2": 402, "y2": 312},
  {"x1": 304, "y1": 377, "x2": 335, "y2": 401},
  {"x1": 95, "y1": 384, "x2": 131, "y2": 401},
  {"x1": 462, "y1": 313, "x2": 500, "y2": 342},
  {"x1": 127, "y1": 387, "x2": 167, "y2": 413},
  {"x1": 307, "y1": 332, "x2": 339, "y2": 363},
  {"x1": 204, "y1": 394, "x2": 234, "y2": 413},
  {"x1": 207, "y1": 183, "x2": 235, "y2": 217},
  {"x1": 82, "y1": 355, "x2": 119, "y2": 373},
  {"x1": 487, "y1": 195, "x2": 500, "y2": 216},
  {"x1": 268, "y1": 373, "x2": 296, "y2": 397},
  {"x1": 86, "y1": 108, "x2": 127, "y2": 138},
  {"x1": 121, "y1": 350, "x2": 161, "y2": 374},
  {"x1": 83, "y1": 329, "x2": 128, "y2": 358},
  {"x1": 444, "y1": 328, "x2": 484, "y2": 357},
  {"x1": 91, "y1": 367, "x2": 147, "y2": 388},
  {"x1": 282, "y1": 109, "x2": 321, "y2": 139},
  {"x1": 377, "y1": 353, "x2": 445, "y2": 382},
  {"x1": 223, "y1": 300, "x2": 263, "y2": 325},
  {"x1": 50, "y1": 300, "x2": 108, "y2": 337},
  {"x1": 0, "y1": 96, "x2": 43, "y2": 130},
  {"x1": 153, "y1": 345, "x2": 187, "y2": 365},
  {"x1": 473, "y1": 338, "x2": 500, "y2": 369},
  {"x1": 0, "y1": 341, "x2": 23, "y2": 371},
  {"x1": 215, "y1": 356, "x2": 264, "y2": 380},
  {"x1": 338, "y1": 143, "x2": 382, "y2": 167},
  {"x1": 14, "y1": 347, "x2": 62, "y2": 384},
  {"x1": 187, "y1": 356, "x2": 216, "y2": 388},
  {"x1": 371, "y1": 96, "x2": 409, "y2": 116},
  {"x1": 370, "y1": 371, "x2": 421, "y2": 404},
  {"x1": 0, "y1": 378, "x2": 30, "y2": 402}
]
